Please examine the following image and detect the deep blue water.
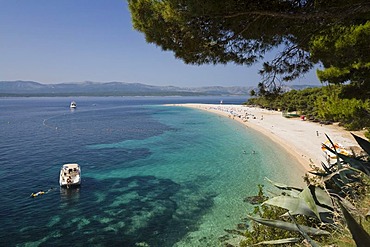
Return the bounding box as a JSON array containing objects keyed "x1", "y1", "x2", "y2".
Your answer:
[{"x1": 0, "y1": 96, "x2": 303, "y2": 247}]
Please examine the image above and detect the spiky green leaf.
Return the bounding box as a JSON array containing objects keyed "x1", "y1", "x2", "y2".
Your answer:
[
  {"x1": 265, "y1": 177, "x2": 303, "y2": 192},
  {"x1": 288, "y1": 212, "x2": 321, "y2": 247},
  {"x1": 321, "y1": 162, "x2": 332, "y2": 174},
  {"x1": 246, "y1": 215, "x2": 330, "y2": 235},
  {"x1": 323, "y1": 139, "x2": 370, "y2": 175},
  {"x1": 339, "y1": 200, "x2": 370, "y2": 247},
  {"x1": 263, "y1": 196, "x2": 316, "y2": 217},
  {"x1": 351, "y1": 133, "x2": 370, "y2": 155},
  {"x1": 299, "y1": 186, "x2": 320, "y2": 219},
  {"x1": 311, "y1": 186, "x2": 333, "y2": 210},
  {"x1": 336, "y1": 152, "x2": 370, "y2": 175},
  {"x1": 252, "y1": 237, "x2": 301, "y2": 245}
]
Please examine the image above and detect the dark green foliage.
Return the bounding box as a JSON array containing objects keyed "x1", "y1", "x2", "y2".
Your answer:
[
  {"x1": 315, "y1": 86, "x2": 370, "y2": 130},
  {"x1": 310, "y1": 21, "x2": 370, "y2": 100},
  {"x1": 128, "y1": 0, "x2": 370, "y2": 92},
  {"x1": 247, "y1": 85, "x2": 370, "y2": 131},
  {"x1": 247, "y1": 86, "x2": 324, "y2": 115}
]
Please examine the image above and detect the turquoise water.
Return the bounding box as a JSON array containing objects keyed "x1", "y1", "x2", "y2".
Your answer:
[{"x1": 0, "y1": 97, "x2": 304, "y2": 246}]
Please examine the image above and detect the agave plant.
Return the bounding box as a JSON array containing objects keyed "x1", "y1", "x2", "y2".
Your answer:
[
  {"x1": 242, "y1": 177, "x2": 334, "y2": 246},
  {"x1": 242, "y1": 133, "x2": 370, "y2": 246}
]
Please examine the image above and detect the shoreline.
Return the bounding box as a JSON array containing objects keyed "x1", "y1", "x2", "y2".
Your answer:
[{"x1": 171, "y1": 103, "x2": 363, "y2": 172}]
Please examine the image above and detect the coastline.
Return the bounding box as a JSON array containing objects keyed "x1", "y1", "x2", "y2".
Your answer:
[{"x1": 172, "y1": 103, "x2": 363, "y2": 172}]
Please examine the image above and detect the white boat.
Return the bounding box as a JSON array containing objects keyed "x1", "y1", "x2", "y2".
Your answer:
[
  {"x1": 59, "y1": 163, "x2": 81, "y2": 187},
  {"x1": 70, "y1": 101, "x2": 77, "y2": 109}
]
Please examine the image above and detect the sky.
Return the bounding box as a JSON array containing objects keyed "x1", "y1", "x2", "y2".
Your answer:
[{"x1": 0, "y1": 0, "x2": 321, "y2": 87}]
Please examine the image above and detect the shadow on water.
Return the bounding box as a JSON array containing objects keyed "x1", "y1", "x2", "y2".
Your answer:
[
  {"x1": 59, "y1": 186, "x2": 81, "y2": 203},
  {"x1": 9, "y1": 175, "x2": 216, "y2": 247},
  {"x1": 81, "y1": 147, "x2": 153, "y2": 170}
]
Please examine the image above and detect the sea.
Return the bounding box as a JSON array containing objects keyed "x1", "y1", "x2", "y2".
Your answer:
[{"x1": 0, "y1": 96, "x2": 305, "y2": 247}]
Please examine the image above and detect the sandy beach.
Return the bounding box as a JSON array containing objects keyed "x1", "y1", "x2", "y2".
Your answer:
[{"x1": 173, "y1": 103, "x2": 364, "y2": 171}]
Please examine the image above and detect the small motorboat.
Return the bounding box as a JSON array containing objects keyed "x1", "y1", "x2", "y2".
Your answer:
[
  {"x1": 70, "y1": 101, "x2": 77, "y2": 109},
  {"x1": 59, "y1": 163, "x2": 81, "y2": 188}
]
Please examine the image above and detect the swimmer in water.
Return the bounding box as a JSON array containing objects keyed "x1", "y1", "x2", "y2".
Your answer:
[
  {"x1": 30, "y1": 191, "x2": 45, "y2": 197},
  {"x1": 30, "y1": 188, "x2": 53, "y2": 198}
]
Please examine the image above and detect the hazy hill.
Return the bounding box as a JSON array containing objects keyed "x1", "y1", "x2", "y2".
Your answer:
[
  {"x1": 0, "y1": 81, "x2": 253, "y2": 96},
  {"x1": 0, "y1": 81, "x2": 320, "y2": 97}
]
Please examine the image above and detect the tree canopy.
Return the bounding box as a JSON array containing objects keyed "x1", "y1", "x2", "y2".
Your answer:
[
  {"x1": 128, "y1": 0, "x2": 370, "y2": 92},
  {"x1": 310, "y1": 21, "x2": 370, "y2": 99}
]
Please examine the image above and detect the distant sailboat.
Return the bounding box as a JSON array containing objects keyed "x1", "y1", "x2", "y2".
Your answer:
[{"x1": 70, "y1": 101, "x2": 77, "y2": 109}]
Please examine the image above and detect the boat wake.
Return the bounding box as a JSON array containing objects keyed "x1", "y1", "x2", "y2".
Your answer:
[{"x1": 42, "y1": 113, "x2": 67, "y2": 130}]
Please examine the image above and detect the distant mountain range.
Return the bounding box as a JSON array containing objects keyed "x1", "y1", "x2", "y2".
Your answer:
[{"x1": 0, "y1": 80, "x2": 319, "y2": 97}]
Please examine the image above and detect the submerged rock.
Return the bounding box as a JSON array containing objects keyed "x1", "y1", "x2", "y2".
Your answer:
[{"x1": 243, "y1": 195, "x2": 268, "y2": 204}]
